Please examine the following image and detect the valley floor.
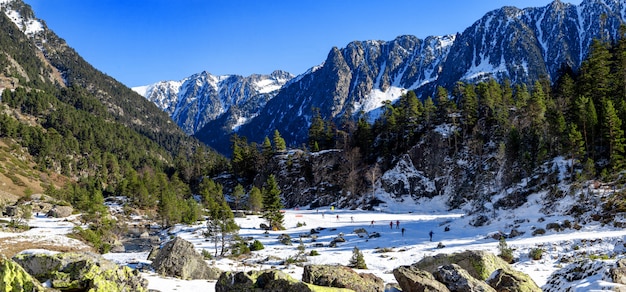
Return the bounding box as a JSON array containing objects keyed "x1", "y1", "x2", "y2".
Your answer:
[{"x1": 3, "y1": 195, "x2": 626, "y2": 291}]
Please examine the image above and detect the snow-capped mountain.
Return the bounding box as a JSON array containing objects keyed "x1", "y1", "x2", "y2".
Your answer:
[
  {"x1": 140, "y1": 0, "x2": 626, "y2": 153},
  {"x1": 219, "y1": 0, "x2": 626, "y2": 149},
  {"x1": 133, "y1": 70, "x2": 293, "y2": 135}
]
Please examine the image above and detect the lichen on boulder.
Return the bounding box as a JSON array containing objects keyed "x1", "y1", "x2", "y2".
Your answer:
[
  {"x1": 0, "y1": 255, "x2": 47, "y2": 292},
  {"x1": 392, "y1": 265, "x2": 450, "y2": 292},
  {"x1": 216, "y1": 269, "x2": 354, "y2": 292},
  {"x1": 434, "y1": 264, "x2": 496, "y2": 292},
  {"x1": 12, "y1": 251, "x2": 147, "y2": 291},
  {"x1": 302, "y1": 264, "x2": 384, "y2": 292},
  {"x1": 487, "y1": 268, "x2": 542, "y2": 292},
  {"x1": 414, "y1": 250, "x2": 512, "y2": 280}
]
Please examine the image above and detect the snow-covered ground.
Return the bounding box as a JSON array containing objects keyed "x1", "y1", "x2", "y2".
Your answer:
[{"x1": 3, "y1": 191, "x2": 626, "y2": 291}]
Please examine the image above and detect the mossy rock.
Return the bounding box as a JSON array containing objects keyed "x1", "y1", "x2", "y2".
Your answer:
[
  {"x1": 303, "y1": 265, "x2": 383, "y2": 292},
  {"x1": 487, "y1": 268, "x2": 542, "y2": 292},
  {"x1": 0, "y1": 255, "x2": 47, "y2": 292},
  {"x1": 12, "y1": 251, "x2": 148, "y2": 291},
  {"x1": 414, "y1": 250, "x2": 512, "y2": 280},
  {"x1": 216, "y1": 269, "x2": 355, "y2": 292},
  {"x1": 393, "y1": 265, "x2": 450, "y2": 292}
]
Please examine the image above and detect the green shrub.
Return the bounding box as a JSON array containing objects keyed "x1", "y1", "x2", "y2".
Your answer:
[
  {"x1": 348, "y1": 246, "x2": 367, "y2": 269},
  {"x1": 230, "y1": 237, "x2": 251, "y2": 256},
  {"x1": 529, "y1": 248, "x2": 543, "y2": 260},
  {"x1": 309, "y1": 250, "x2": 320, "y2": 256},
  {"x1": 498, "y1": 237, "x2": 514, "y2": 263},
  {"x1": 201, "y1": 249, "x2": 213, "y2": 260},
  {"x1": 296, "y1": 221, "x2": 306, "y2": 227},
  {"x1": 250, "y1": 239, "x2": 265, "y2": 251}
]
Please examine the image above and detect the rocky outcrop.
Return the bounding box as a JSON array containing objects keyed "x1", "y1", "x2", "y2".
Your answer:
[
  {"x1": 216, "y1": 269, "x2": 352, "y2": 292},
  {"x1": 545, "y1": 259, "x2": 626, "y2": 292},
  {"x1": 12, "y1": 251, "x2": 147, "y2": 291},
  {"x1": 151, "y1": 236, "x2": 221, "y2": 280},
  {"x1": 486, "y1": 268, "x2": 541, "y2": 292},
  {"x1": 434, "y1": 264, "x2": 496, "y2": 292},
  {"x1": 393, "y1": 265, "x2": 450, "y2": 292},
  {"x1": 46, "y1": 205, "x2": 73, "y2": 218},
  {"x1": 414, "y1": 250, "x2": 512, "y2": 280},
  {"x1": 302, "y1": 264, "x2": 384, "y2": 292},
  {"x1": 393, "y1": 251, "x2": 540, "y2": 292},
  {"x1": 0, "y1": 255, "x2": 47, "y2": 292}
]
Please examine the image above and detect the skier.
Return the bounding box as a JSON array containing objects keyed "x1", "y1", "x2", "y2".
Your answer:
[
  {"x1": 401, "y1": 227, "x2": 405, "y2": 237},
  {"x1": 370, "y1": 220, "x2": 375, "y2": 226},
  {"x1": 389, "y1": 221, "x2": 393, "y2": 229},
  {"x1": 396, "y1": 220, "x2": 400, "y2": 229},
  {"x1": 336, "y1": 215, "x2": 340, "y2": 221},
  {"x1": 351, "y1": 216, "x2": 354, "y2": 223},
  {"x1": 429, "y1": 230, "x2": 434, "y2": 241}
]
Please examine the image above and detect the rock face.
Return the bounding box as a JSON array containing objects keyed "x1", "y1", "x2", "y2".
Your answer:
[
  {"x1": 486, "y1": 268, "x2": 542, "y2": 292},
  {"x1": 393, "y1": 265, "x2": 450, "y2": 292},
  {"x1": 0, "y1": 255, "x2": 47, "y2": 292},
  {"x1": 414, "y1": 250, "x2": 511, "y2": 280},
  {"x1": 302, "y1": 264, "x2": 384, "y2": 292},
  {"x1": 434, "y1": 264, "x2": 496, "y2": 292},
  {"x1": 12, "y1": 251, "x2": 147, "y2": 291},
  {"x1": 216, "y1": 269, "x2": 332, "y2": 292},
  {"x1": 151, "y1": 236, "x2": 221, "y2": 280}
]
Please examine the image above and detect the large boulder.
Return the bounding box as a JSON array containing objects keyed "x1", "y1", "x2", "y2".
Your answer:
[
  {"x1": 46, "y1": 205, "x2": 74, "y2": 218},
  {"x1": 486, "y1": 268, "x2": 542, "y2": 292},
  {"x1": 612, "y1": 258, "x2": 626, "y2": 285},
  {"x1": 151, "y1": 236, "x2": 221, "y2": 280},
  {"x1": 434, "y1": 264, "x2": 495, "y2": 292},
  {"x1": 393, "y1": 265, "x2": 450, "y2": 292},
  {"x1": 414, "y1": 250, "x2": 512, "y2": 280},
  {"x1": 216, "y1": 269, "x2": 350, "y2": 292},
  {"x1": 12, "y1": 251, "x2": 147, "y2": 291},
  {"x1": 0, "y1": 255, "x2": 47, "y2": 292},
  {"x1": 302, "y1": 264, "x2": 384, "y2": 292}
]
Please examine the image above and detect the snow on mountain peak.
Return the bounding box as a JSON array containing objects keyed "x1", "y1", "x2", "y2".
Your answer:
[
  {"x1": 134, "y1": 71, "x2": 294, "y2": 135},
  {"x1": 1, "y1": 0, "x2": 44, "y2": 36}
]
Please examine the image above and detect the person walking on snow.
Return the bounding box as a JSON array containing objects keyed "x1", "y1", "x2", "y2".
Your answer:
[
  {"x1": 396, "y1": 220, "x2": 400, "y2": 229},
  {"x1": 429, "y1": 230, "x2": 434, "y2": 241},
  {"x1": 389, "y1": 221, "x2": 393, "y2": 229},
  {"x1": 401, "y1": 228, "x2": 405, "y2": 237}
]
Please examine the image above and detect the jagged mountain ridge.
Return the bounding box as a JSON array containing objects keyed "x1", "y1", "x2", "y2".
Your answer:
[
  {"x1": 231, "y1": 0, "x2": 626, "y2": 147},
  {"x1": 139, "y1": 0, "x2": 626, "y2": 153},
  {"x1": 134, "y1": 70, "x2": 293, "y2": 135}
]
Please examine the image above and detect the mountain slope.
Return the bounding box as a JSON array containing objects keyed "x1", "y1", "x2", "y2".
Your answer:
[{"x1": 0, "y1": 0, "x2": 197, "y2": 155}]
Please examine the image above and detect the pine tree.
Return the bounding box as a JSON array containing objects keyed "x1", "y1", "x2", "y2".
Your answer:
[
  {"x1": 604, "y1": 100, "x2": 625, "y2": 171},
  {"x1": 567, "y1": 123, "x2": 586, "y2": 179},
  {"x1": 261, "y1": 136, "x2": 273, "y2": 158},
  {"x1": 262, "y1": 175, "x2": 284, "y2": 230},
  {"x1": 232, "y1": 184, "x2": 245, "y2": 212},
  {"x1": 273, "y1": 129, "x2": 287, "y2": 152},
  {"x1": 348, "y1": 246, "x2": 367, "y2": 269},
  {"x1": 247, "y1": 186, "x2": 263, "y2": 213},
  {"x1": 423, "y1": 96, "x2": 436, "y2": 123}
]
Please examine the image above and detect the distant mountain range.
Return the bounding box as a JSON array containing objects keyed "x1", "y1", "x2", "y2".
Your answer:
[{"x1": 134, "y1": 0, "x2": 626, "y2": 155}]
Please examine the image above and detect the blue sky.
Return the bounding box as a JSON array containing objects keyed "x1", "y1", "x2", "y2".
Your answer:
[{"x1": 26, "y1": 0, "x2": 580, "y2": 87}]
